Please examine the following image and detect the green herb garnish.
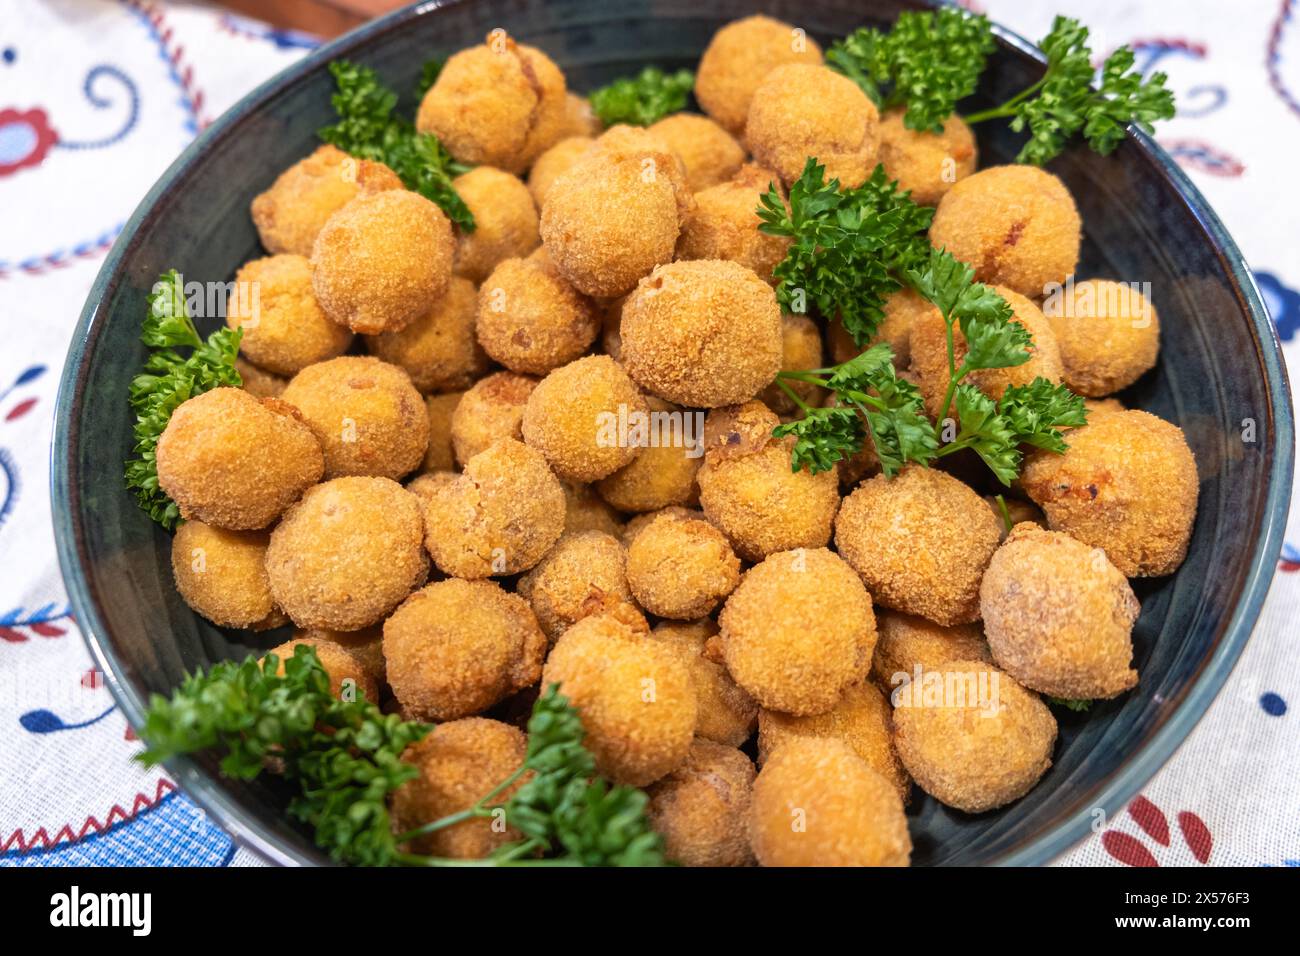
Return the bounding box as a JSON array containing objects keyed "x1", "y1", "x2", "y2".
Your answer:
[
  {"x1": 589, "y1": 67, "x2": 694, "y2": 126},
  {"x1": 1048, "y1": 696, "x2": 1094, "y2": 712}
]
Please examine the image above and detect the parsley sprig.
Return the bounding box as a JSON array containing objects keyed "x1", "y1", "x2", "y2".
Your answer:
[
  {"x1": 318, "y1": 59, "x2": 474, "y2": 230},
  {"x1": 124, "y1": 270, "x2": 242, "y2": 531},
  {"x1": 589, "y1": 67, "x2": 694, "y2": 126}
]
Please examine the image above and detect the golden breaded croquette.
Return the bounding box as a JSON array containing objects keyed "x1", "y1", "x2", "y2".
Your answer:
[
  {"x1": 527, "y1": 135, "x2": 593, "y2": 207},
  {"x1": 422, "y1": 390, "x2": 462, "y2": 473},
  {"x1": 647, "y1": 620, "x2": 757, "y2": 747},
  {"x1": 226, "y1": 254, "x2": 352, "y2": 377},
  {"x1": 422, "y1": 438, "x2": 566, "y2": 578},
  {"x1": 984, "y1": 495, "x2": 1046, "y2": 538},
  {"x1": 450, "y1": 166, "x2": 540, "y2": 282},
  {"x1": 391, "y1": 718, "x2": 529, "y2": 858},
  {"x1": 892, "y1": 659, "x2": 1057, "y2": 813},
  {"x1": 761, "y1": 312, "x2": 824, "y2": 414},
  {"x1": 697, "y1": 401, "x2": 840, "y2": 560},
  {"x1": 835, "y1": 465, "x2": 1001, "y2": 626},
  {"x1": 156, "y1": 387, "x2": 323, "y2": 531},
  {"x1": 854, "y1": 286, "x2": 941, "y2": 368},
  {"x1": 476, "y1": 250, "x2": 600, "y2": 375},
  {"x1": 746, "y1": 63, "x2": 881, "y2": 189},
  {"x1": 542, "y1": 608, "x2": 697, "y2": 786},
  {"x1": 626, "y1": 511, "x2": 740, "y2": 619},
  {"x1": 265, "y1": 637, "x2": 379, "y2": 704},
  {"x1": 647, "y1": 112, "x2": 745, "y2": 191},
  {"x1": 1042, "y1": 278, "x2": 1160, "y2": 396},
  {"x1": 384, "y1": 578, "x2": 546, "y2": 721},
  {"x1": 250, "y1": 144, "x2": 402, "y2": 257},
  {"x1": 171, "y1": 520, "x2": 285, "y2": 630},
  {"x1": 265, "y1": 476, "x2": 428, "y2": 630},
  {"x1": 405, "y1": 470, "x2": 458, "y2": 503},
  {"x1": 311, "y1": 189, "x2": 454, "y2": 335},
  {"x1": 909, "y1": 285, "x2": 1065, "y2": 418},
  {"x1": 750, "y1": 737, "x2": 911, "y2": 867},
  {"x1": 675, "y1": 164, "x2": 791, "y2": 284},
  {"x1": 415, "y1": 35, "x2": 567, "y2": 174},
  {"x1": 449, "y1": 370, "x2": 538, "y2": 466},
  {"x1": 539, "y1": 131, "x2": 692, "y2": 298},
  {"x1": 871, "y1": 610, "x2": 992, "y2": 694},
  {"x1": 647, "y1": 738, "x2": 756, "y2": 867},
  {"x1": 1085, "y1": 396, "x2": 1127, "y2": 418},
  {"x1": 235, "y1": 357, "x2": 286, "y2": 399},
  {"x1": 695, "y1": 15, "x2": 824, "y2": 135},
  {"x1": 720, "y1": 548, "x2": 876, "y2": 716},
  {"x1": 293, "y1": 625, "x2": 386, "y2": 687},
  {"x1": 877, "y1": 109, "x2": 978, "y2": 206},
  {"x1": 561, "y1": 480, "x2": 625, "y2": 537},
  {"x1": 363, "y1": 277, "x2": 488, "y2": 394},
  {"x1": 560, "y1": 92, "x2": 601, "y2": 137},
  {"x1": 929, "y1": 164, "x2": 1081, "y2": 298},
  {"x1": 594, "y1": 395, "x2": 701, "y2": 512},
  {"x1": 281, "y1": 355, "x2": 430, "y2": 480},
  {"x1": 981, "y1": 524, "x2": 1140, "y2": 700},
  {"x1": 516, "y1": 531, "x2": 635, "y2": 641},
  {"x1": 521, "y1": 355, "x2": 648, "y2": 482},
  {"x1": 758, "y1": 682, "x2": 909, "y2": 800},
  {"x1": 1020, "y1": 409, "x2": 1198, "y2": 577},
  {"x1": 622, "y1": 505, "x2": 702, "y2": 547},
  {"x1": 621, "y1": 259, "x2": 783, "y2": 407}
]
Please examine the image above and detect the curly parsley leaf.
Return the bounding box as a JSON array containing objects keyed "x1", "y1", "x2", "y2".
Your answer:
[
  {"x1": 415, "y1": 58, "x2": 444, "y2": 99},
  {"x1": 947, "y1": 384, "x2": 1023, "y2": 485},
  {"x1": 999, "y1": 377, "x2": 1088, "y2": 452},
  {"x1": 774, "y1": 405, "x2": 868, "y2": 476},
  {"x1": 589, "y1": 67, "x2": 694, "y2": 126},
  {"x1": 1084, "y1": 45, "x2": 1176, "y2": 155},
  {"x1": 1048, "y1": 696, "x2": 1094, "y2": 712}
]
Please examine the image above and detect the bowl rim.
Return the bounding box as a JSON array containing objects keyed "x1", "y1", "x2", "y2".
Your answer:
[{"x1": 51, "y1": 0, "x2": 1295, "y2": 867}]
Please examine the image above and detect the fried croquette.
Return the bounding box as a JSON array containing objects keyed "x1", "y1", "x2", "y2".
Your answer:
[
  {"x1": 415, "y1": 35, "x2": 567, "y2": 174},
  {"x1": 675, "y1": 164, "x2": 791, "y2": 284},
  {"x1": 226, "y1": 254, "x2": 352, "y2": 377},
  {"x1": 293, "y1": 625, "x2": 386, "y2": 686},
  {"x1": 170, "y1": 520, "x2": 284, "y2": 630},
  {"x1": 406, "y1": 470, "x2": 459, "y2": 502},
  {"x1": 1020, "y1": 409, "x2": 1198, "y2": 576},
  {"x1": 526, "y1": 135, "x2": 593, "y2": 207},
  {"x1": 561, "y1": 92, "x2": 601, "y2": 137},
  {"x1": 422, "y1": 390, "x2": 462, "y2": 473},
  {"x1": 235, "y1": 357, "x2": 286, "y2": 399},
  {"x1": 251, "y1": 144, "x2": 402, "y2": 257},
  {"x1": 761, "y1": 312, "x2": 824, "y2": 414},
  {"x1": 477, "y1": 250, "x2": 600, "y2": 375},
  {"x1": 647, "y1": 620, "x2": 757, "y2": 747},
  {"x1": 391, "y1": 718, "x2": 529, "y2": 858},
  {"x1": 871, "y1": 610, "x2": 992, "y2": 693},
  {"x1": 697, "y1": 401, "x2": 840, "y2": 560},
  {"x1": 265, "y1": 637, "x2": 379, "y2": 704},
  {"x1": 521, "y1": 355, "x2": 649, "y2": 482},
  {"x1": 594, "y1": 396, "x2": 701, "y2": 512},
  {"x1": 758, "y1": 681, "x2": 909, "y2": 800},
  {"x1": 928, "y1": 164, "x2": 1081, "y2": 298},
  {"x1": 562, "y1": 480, "x2": 625, "y2": 537},
  {"x1": 877, "y1": 109, "x2": 978, "y2": 206},
  {"x1": 265, "y1": 476, "x2": 428, "y2": 630},
  {"x1": 835, "y1": 466, "x2": 1001, "y2": 626},
  {"x1": 516, "y1": 531, "x2": 635, "y2": 641},
  {"x1": 981, "y1": 524, "x2": 1140, "y2": 700},
  {"x1": 892, "y1": 660, "x2": 1057, "y2": 813},
  {"x1": 450, "y1": 166, "x2": 540, "y2": 282},
  {"x1": 746, "y1": 64, "x2": 881, "y2": 189},
  {"x1": 720, "y1": 548, "x2": 876, "y2": 716},
  {"x1": 626, "y1": 511, "x2": 740, "y2": 619},
  {"x1": 622, "y1": 505, "x2": 702, "y2": 547},
  {"x1": 541, "y1": 609, "x2": 697, "y2": 786},
  {"x1": 281, "y1": 355, "x2": 429, "y2": 480},
  {"x1": 1042, "y1": 278, "x2": 1160, "y2": 396},
  {"x1": 909, "y1": 286, "x2": 1065, "y2": 418},
  {"x1": 850, "y1": 285, "x2": 940, "y2": 368},
  {"x1": 155, "y1": 387, "x2": 323, "y2": 531},
  {"x1": 621, "y1": 259, "x2": 783, "y2": 408},
  {"x1": 695, "y1": 15, "x2": 824, "y2": 135},
  {"x1": 647, "y1": 113, "x2": 745, "y2": 191},
  {"x1": 647, "y1": 738, "x2": 756, "y2": 867},
  {"x1": 311, "y1": 189, "x2": 454, "y2": 335},
  {"x1": 384, "y1": 578, "x2": 546, "y2": 721},
  {"x1": 363, "y1": 277, "x2": 488, "y2": 394},
  {"x1": 449, "y1": 370, "x2": 538, "y2": 466},
  {"x1": 750, "y1": 737, "x2": 911, "y2": 867},
  {"x1": 422, "y1": 438, "x2": 566, "y2": 578}
]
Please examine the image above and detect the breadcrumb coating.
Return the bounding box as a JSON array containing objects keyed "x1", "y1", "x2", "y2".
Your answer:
[
  {"x1": 871, "y1": 610, "x2": 991, "y2": 693},
  {"x1": 647, "y1": 113, "x2": 745, "y2": 191},
  {"x1": 750, "y1": 737, "x2": 911, "y2": 867},
  {"x1": 227, "y1": 254, "x2": 352, "y2": 376},
  {"x1": 265, "y1": 476, "x2": 428, "y2": 630},
  {"x1": 422, "y1": 390, "x2": 463, "y2": 473},
  {"x1": 384, "y1": 578, "x2": 546, "y2": 721},
  {"x1": 171, "y1": 520, "x2": 285, "y2": 630},
  {"x1": 929, "y1": 165, "x2": 1081, "y2": 298},
  {"x1": 594, "y1": 395, "x2": 701, "y2": 512},
  {"x1": 877, "y1": 109, "x2": 977, "y2": 206},
  {"x1": 835, "y1": 466, "x2": 1001, "y2": 625},
  {"x1": 720, "y1": 548, "x2": 876, "y2": 716},
  {"x1": 265, "y1": 636, "x2": 379, "y2": 704},
  {"x1": 695, "y1": 15, "x2": 824, "y2": 135},
  {"x1": 516, "y1": 530, "x2": 635, "y2": 641},
  {"x1": 647, "y1": 738, "x2": 756, "y2": 866},
  {"x1": 621, "y1": 505, "x2": 702, "y2": 547},
  {"x1": 675, "y1": 164, "x2": 791, "y2": 284},
  {"x1": 837, "y1": 285, "x2": 941, "y2": 369},
  {"x1": 527, "y1": 135, "x2": 594, "y2": 207},
  {"x1": 561, "y1": 480, "x2": 625, "y2": 537},
  {"x1": 560, "y1": 92, "x2": 601, "y2": 138},
  {"x1": 235, "y1": 357, "x2": 286, "y2": 399},
  {"x1": 450, "y1": 371, "x2": 538, "y2": 466},
  {"x1": 626, "y1": 511, "x2": 740, "y2": 619},
  {"x1": 281, "y1": 355, "x2": 429, "y2": 480},
  {"x1": 406, "y1": 470, "x2": 459, "y2": 503},
  {"x1": 647, "y1": 620, "x2": 757, "y2": 747},
  {"x1": 761, "y1": 312, "x2": 824, "y2": 413},
  {"x1": 156, "y1": 387, "x2": 322, "y2": 531},
  {"x1": 293, "y1": 625, "x2": 386, "y2": 686},
  {"x1": 1042, "y1": 278, "x2": 1160, "y2": 396},
  {"x1": 363, "y1": 277, "x2": 489, "y2": 394},
  {"x1": 451, "y1": 166, "x2": 540, "y2": 282}
]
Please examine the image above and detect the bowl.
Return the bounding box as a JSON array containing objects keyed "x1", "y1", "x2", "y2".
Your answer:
[{"x1": 52, "y1": 0, "x2": 1294, "y2": 866}]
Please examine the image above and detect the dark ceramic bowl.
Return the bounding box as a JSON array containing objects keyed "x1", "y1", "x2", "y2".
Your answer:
[{"x1": 53, "y1": 0, "x2": 1293, "y2": 866}]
